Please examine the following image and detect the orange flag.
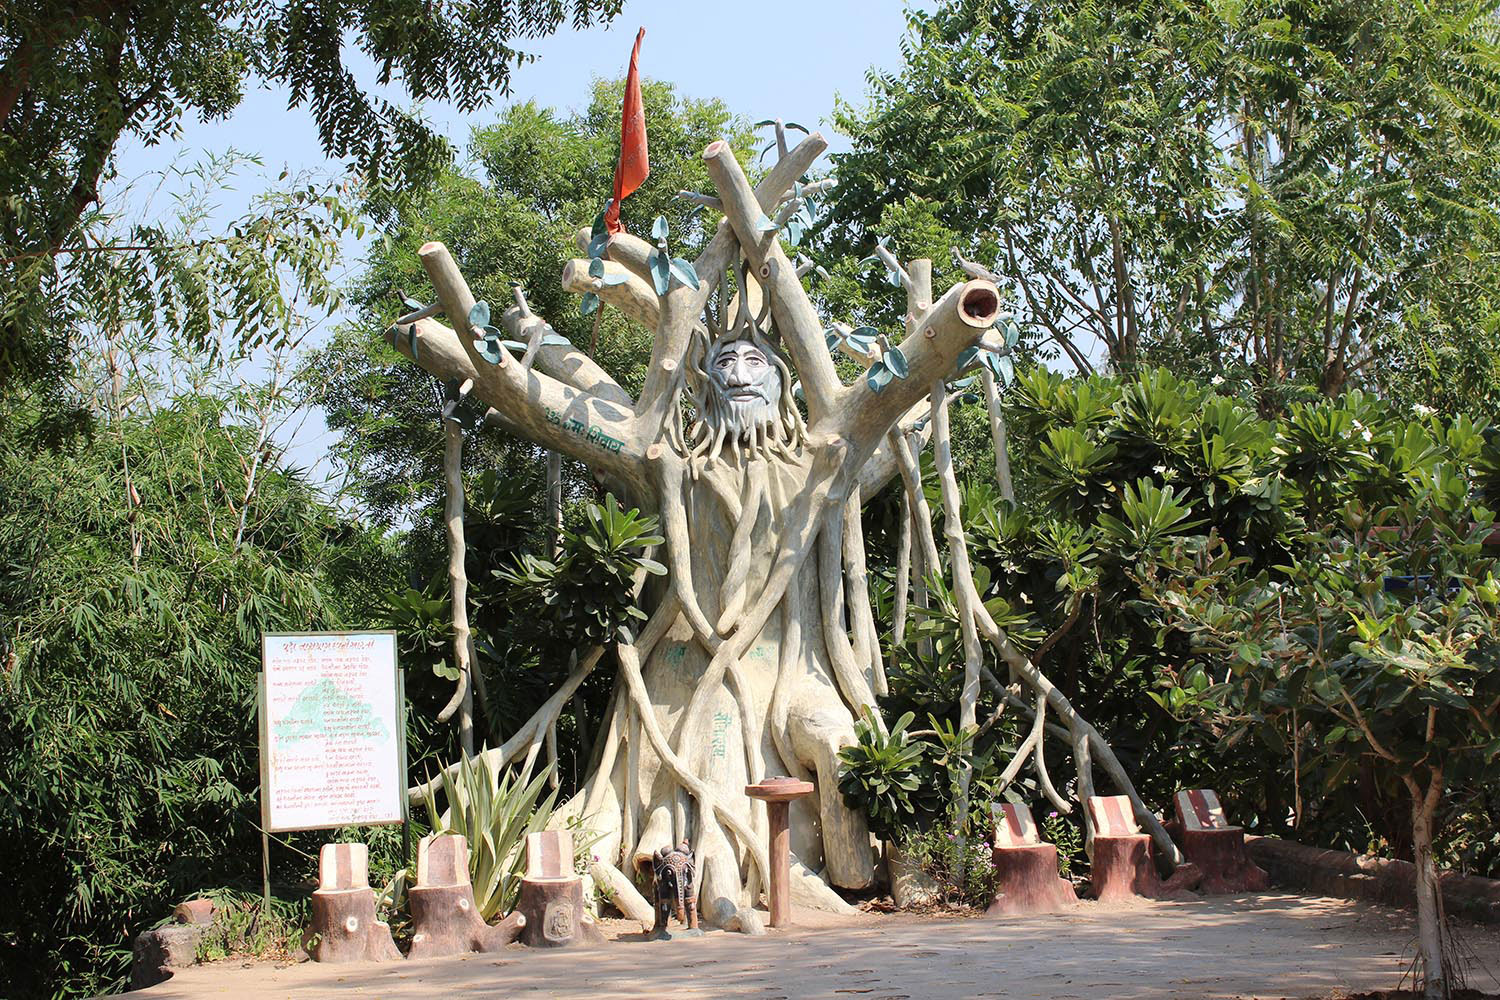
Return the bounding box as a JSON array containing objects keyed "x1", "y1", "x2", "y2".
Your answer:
[{"x1": 604, "y1": 27, "x2": 649, "y2": 234}]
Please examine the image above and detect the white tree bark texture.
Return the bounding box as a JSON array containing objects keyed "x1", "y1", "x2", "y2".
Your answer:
[{"x1": 386, "y1": 132, "x2": 1183, "y2": 930}]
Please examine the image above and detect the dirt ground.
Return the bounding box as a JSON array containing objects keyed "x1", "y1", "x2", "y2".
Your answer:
[{"x1": 132, "y1": 892, "x2": 1500, "y2": 1000}]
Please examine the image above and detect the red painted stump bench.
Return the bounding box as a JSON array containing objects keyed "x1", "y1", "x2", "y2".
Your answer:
[
  {"x1": 985, "y1": 802, "x2": 1077, "y2": 916},
  {"x1": 1087, "y1": 795, "x2": 1201, "y2": 902},
  {"x1": 1173, "y1": 789, "x2": 1268, "y2": 894}
]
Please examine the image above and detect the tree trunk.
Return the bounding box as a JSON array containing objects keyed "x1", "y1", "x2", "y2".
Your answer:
[{"x1": 1408, "y1": 769, "x2": 1449, "y2": 999}]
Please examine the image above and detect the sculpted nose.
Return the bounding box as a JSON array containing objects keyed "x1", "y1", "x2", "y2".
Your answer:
[{"x1": 725, "y1": 359, "x2": 751, "y2": 386}]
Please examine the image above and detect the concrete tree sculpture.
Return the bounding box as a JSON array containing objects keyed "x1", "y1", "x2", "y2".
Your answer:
[{"x1": 389, "y1": 131, "x2": 1179, "y2": 930}]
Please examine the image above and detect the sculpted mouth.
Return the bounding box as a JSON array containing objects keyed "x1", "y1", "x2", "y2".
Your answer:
[{"x1": 728, "y1": 390, "x2": 765, "y2": 401}]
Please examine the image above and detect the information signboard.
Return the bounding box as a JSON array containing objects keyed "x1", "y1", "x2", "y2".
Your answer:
[{"x1": 258, "y1": 631, "x2": 406, "y2": 833}]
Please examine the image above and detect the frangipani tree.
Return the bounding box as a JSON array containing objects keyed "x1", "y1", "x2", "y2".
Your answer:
[{"x1": 388, "y1": 131, "x2": 1178, "y2": 929}]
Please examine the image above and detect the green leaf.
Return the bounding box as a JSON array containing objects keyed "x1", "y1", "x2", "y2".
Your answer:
[
  {"x1": 649, "y1": 249, "x2": 671, "y2": 295},
  {"x1": 668, "y1": 257, "x2": 700, "y2": 290}
]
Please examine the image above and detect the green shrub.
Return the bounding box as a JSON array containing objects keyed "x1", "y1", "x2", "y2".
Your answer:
[{"x1": 836, "y1": 709, "x2": 934, "y2": 839}]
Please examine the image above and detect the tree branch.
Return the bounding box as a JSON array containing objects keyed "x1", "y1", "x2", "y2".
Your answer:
[
  {"x1": 701, "y1": 139, "x2": 841, "y2": 419},
  {"x1": 561, "y1": 257, "x2": 660, "y2": 333},
  {"x1": 402, "y1": 242, "x2": 649, "y2": 494},
  {"x1": 831, "y1": 277, "x2": 1000, "y2": 465}
]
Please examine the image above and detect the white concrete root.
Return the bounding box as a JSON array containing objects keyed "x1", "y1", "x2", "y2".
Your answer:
[
  {"x1": 615, "y1": 630, "x2": 771, "y2": 899},
  {"x1": 880, "y1": 256, "x2": 1183, "y2": 865},
  {"x1": 406, "y1": 645, "x2": 607, "y2": 803}
]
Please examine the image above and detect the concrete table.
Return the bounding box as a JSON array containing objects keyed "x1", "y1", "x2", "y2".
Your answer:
[{"x1": 745, "y1": 776, "x2": 815, "y2": 928}]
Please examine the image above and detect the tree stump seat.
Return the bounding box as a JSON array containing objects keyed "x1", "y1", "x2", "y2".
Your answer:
[
  {"x1": 515, "y1": 830, "x2": 602, "y2": 948},
  {"x1": 305, "y1": 843, "x2": 402, "y2": 963},
  {"x1": 407, "y1": 833, "x2": 525, "y2": 960},
  {"x1": 1172, "y1": 790, "x2": 1269, "y2": 894},
  {"x1": 985, "y1": 802, "x2": 1076, "y2": 916},
  {"x1": 1087, "y1": 795, "x2": 1202, "y2": 902}
]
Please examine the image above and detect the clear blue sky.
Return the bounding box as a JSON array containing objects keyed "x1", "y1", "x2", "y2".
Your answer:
[{"x1": 108, "y1": 1, "x2": 916, "y2": 491}]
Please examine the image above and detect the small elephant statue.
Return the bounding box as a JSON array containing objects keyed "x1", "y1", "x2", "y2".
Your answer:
[{"x1": 649, "y1": 840, "x2": 698, "y2": 939}]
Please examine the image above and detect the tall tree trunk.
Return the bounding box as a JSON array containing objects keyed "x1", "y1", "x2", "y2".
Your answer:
[{"x1": 1407, "y1": 766, "x2": 1448, "y2": 999}]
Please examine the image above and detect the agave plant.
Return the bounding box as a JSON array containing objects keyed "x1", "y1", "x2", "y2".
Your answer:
[{"x1": 421, "y1": 754, "x2": 560, "y2": 920}]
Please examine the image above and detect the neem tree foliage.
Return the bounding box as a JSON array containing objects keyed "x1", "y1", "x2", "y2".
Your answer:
[
  {"x1": 386, "y1": 132, "x2": 1181, "y2": 929},
  {"x1": 0, "y1": 0, "x2": 623, "y2": 390}
]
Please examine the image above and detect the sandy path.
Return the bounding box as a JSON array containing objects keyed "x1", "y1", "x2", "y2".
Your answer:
[{"x1": 133, "y1": 893, "x2": 1500, "y2": 1000}]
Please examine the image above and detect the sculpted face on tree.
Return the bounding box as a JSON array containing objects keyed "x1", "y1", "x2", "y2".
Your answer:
[
  {"x1": 706, "y1": 338, "x2": 784, "y2": 442},
  {"x1": 710, "y1": 340, "x2": 781, "y2": 432}
]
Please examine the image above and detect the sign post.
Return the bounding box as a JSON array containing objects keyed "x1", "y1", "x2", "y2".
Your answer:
[{"x1": 258, "y1": 631, "x2": 406, "y2": 898}]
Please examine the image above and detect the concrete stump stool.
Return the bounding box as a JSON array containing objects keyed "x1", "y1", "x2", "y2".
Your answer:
[
  {"x1": 305, "y1": 843, "x2": 401, "y2": 963},
  {"x1": 515, "y1": 830, "x2": 603, "y2": 948},
  {"x1": 746, "y1": 777, "x2": 815, "y2": 928},
  {"x1": 1086, "y1": 795, "x2": 1201, "y2": 902},
  {"x1": 1173, "y1": 789, "x2": 1269, "y2": 894},
  {"x1": 985, "y1": 802, "x2": 1077, "y2": 916},
  {"x1": 408, "y1": 833, "x2": 525, "y2": 960}
]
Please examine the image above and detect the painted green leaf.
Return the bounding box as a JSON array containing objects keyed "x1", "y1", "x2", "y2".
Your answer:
[
  {"x1": 652, "y1": 215, "x2": 669, "y2": 242},
  {"x1": 884, "y1": 346, "x2": 909, "y2": 379},
  {"x1": 669, "y1": 257, "x2": 700, "y2": 290},
  {"x1": 847, "y1": 327, "x2": 878, "y2": 353},
  {"x1": 866, "y1": 362, "x2": 895, "y2": 393},
  {"x1": 598, "y1": 270, "x2": 631, "y2": 286},
  {"x1": 956, "y1": 346, "x2": 980, "y2": 370},
  {"x1": 754, "y1": 212, "x2": 778, "y2": 233},
  {"x1": 588, "y1": 256, "x2": 606, "y2": 278},
  {"x1": 474, "y1": 338, "x2": 503, "y2": 365},
  {"x1": 986, "y1": 351, "x2": 1015, "y2": 385},
  {"x1": 468, "y1": 301, "x2": 490, "y2": 329},
  {"x1": 541, "y1": 332, "x2": 571, "y2": 347},
  {"x1": 401, "y1": 295, "x2": 424, "y2": 313},
  {"x1": 649, "y1": 249, "x2": 671, "y2": 296},
  {"x1": 579, "y1": 292, "x2": 600, "y2": 316}
]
